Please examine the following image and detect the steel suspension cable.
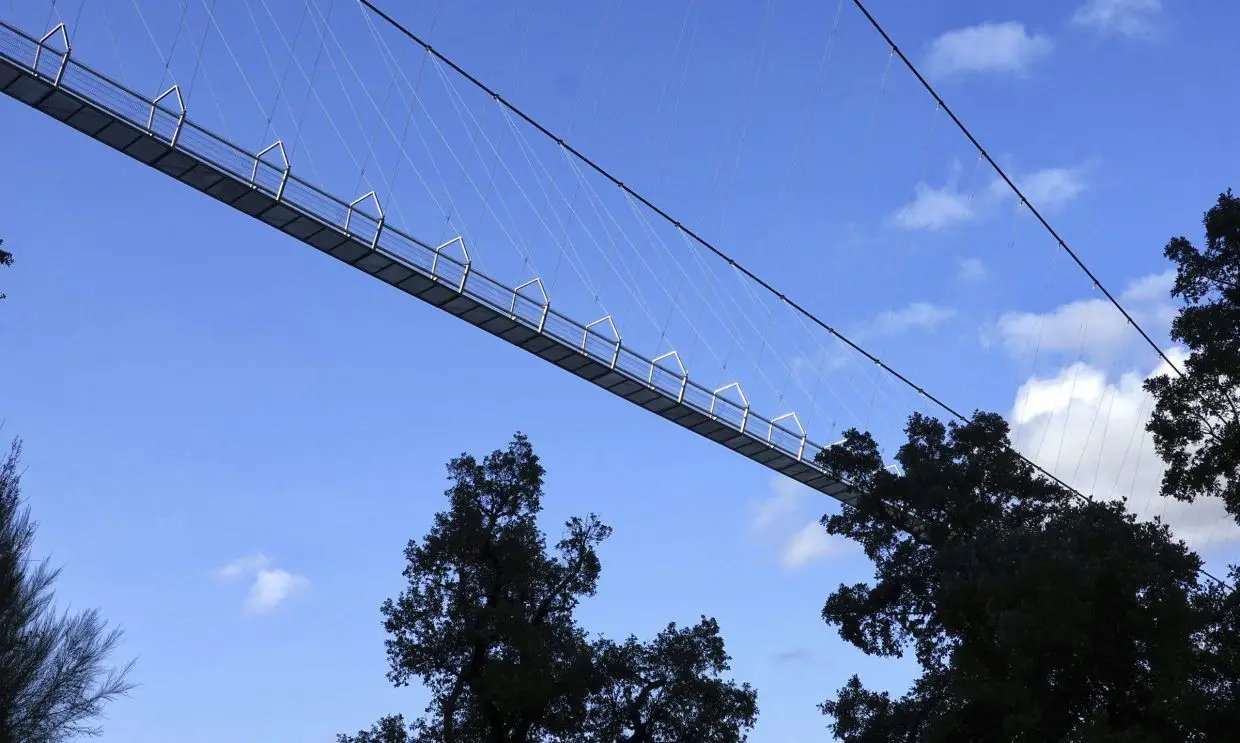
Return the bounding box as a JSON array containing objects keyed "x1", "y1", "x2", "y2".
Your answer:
[
  {"x1": 353, "y1": 0, "x2": 1088, "y2": 501},
  {"x1": 848, "y1": 0, "x2": 1183, "y2": 379}
]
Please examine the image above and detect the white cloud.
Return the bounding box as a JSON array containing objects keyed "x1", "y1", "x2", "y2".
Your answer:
[
  {"x1": 782, "y1": 520, "x2": 856, "y2": 568},
  {"x1": 869, "y1": 302, "x2": 957, "y2": 336},
  {"x1": 997, "y1": 296, "x2": 1132, "y2": 359},
  {"x1": 217, "y1": 553, "x2": 271, "y2": 579},
  {"x1": 925, "y1": 22, "x2": 1052, "y2": 78},
  {"x1": 1072, "y1": 0, "x2": 1161, "y2": 39},
  {"x1": 789, "y1": 338, "x2": 854, "y2": 382},
  {"x1": 749, "y1": 476, "x2": 806, "y2": 534},
  {"x1": 750, "y1": 477, "x2": 856, "y2": 569},
  {"x1": 893, "y1": 183, "x2": 976, "y2": 230},
  {"x1": 900, "y1": 164, "x2": 1087, "y2": 232},
  {"x1": 995, "y1": 270, "x2": 1175, "y2": 361},
  {"x1": 217, "y1": 553, "x2": 309, "y2": 614},
  {"x1": 1011, "y1": 360, "x2": 1114, "y2": 427},
  {"x1": 957, "y1": 258, "x2": 987, "y2": 282},
  {"x1": 790, "y1": 304, "x2": 956, "y2": 384},
  {"x1": 245, "y1": 568, "x2": 310, "y2": 614},
  {"x1": 1120, "y1": 269, "x2": 1174, "y2": 304},
  {"x1": 1007, "y1": 350, "x2": 1238, "y2": 550},
  {"x1": 1014, "y1": 167, "x2": 1088, "y2": 210},
  {"x1": 988, "y1": 166, "x2": 1089, "y2": 212}
]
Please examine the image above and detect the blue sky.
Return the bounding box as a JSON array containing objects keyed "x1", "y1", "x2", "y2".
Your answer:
[{"x1": 2, "y1": 0, "x2": 1239, "y2": 740}]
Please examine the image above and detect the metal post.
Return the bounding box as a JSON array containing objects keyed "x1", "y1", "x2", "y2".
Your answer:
[
  {"x1": 432, "y1": 237, "x2": 470, "y2": 287},
  {"x1": 712, "y1": 383, "x2": 750, "y2": 433},
  {"x1": 34, "y1": 24, "x2": 70, "y2": 87},
  {"x1": 512, "y1": 278, "x2": 550, "y2": 333},
  {"x1": 149, "y1": 85, "x2": 186, "y2": 147},
  {"x1": 252, "y1": 141, "x2": 290, "y2": 201},
  {"x1": 345, "y1": 191, "x2": 384, "y2": 250},
  {"x1": 650, "y1": 351, "x2": 687, "y2": 403},
  {"x1": 583, "y1": 316, "x2": 620, "y2": 370},
  {"x1": 770, "y1": 412, "x2": 807, "y2": 461}
]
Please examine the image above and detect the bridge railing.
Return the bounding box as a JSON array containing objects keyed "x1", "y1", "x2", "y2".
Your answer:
[{"x1": 1, "y1": 18, "x2": 857, "y2": 499}]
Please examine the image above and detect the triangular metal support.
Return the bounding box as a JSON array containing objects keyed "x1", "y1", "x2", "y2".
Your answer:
[
  {"x1": 583, "y1": 315, "x2": 621, "y2": 369},
  {"x1": 769, "y1": 412, "x2": 808, "y2": 461},
  {"x1": 511, "y1": 277, "x2": 550, "y2": 332},
  {"x1": 251, "y1": 140, "x2": 290, "y2": 201},
  {"x1": 148, "y1": 85, "x2": 186, "y2": 147},
  {"x1": 650, "y1": 351, "x2": 688, "y2": 403},
  {"x1": 345, "y1": 191, "x2": 384, "y2": 250},
  {"x1": 34, "y1": 24, "x2": 70, "y2": 87},
  {"x1": 432, "y1": 236, "x2": 472, "y2": 292},
  {"x1": 711, "y1": 382, "x2": 750, "y2": 433}
]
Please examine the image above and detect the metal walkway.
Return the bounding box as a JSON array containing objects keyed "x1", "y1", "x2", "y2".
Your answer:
[{"x1": 0, "y1": 20, "x2": 859, "y2": 506}]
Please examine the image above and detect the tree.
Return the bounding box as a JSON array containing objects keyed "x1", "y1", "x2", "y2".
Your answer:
[
  {"x1": 341, "y1": 434, "x2": 756, "y2": 743},
  {"x1": 337, "y1": 715, "x2": 413, "y2": 743},
  {"x1": 585, "y1": 618, "x2": 756, "y2": 743},
  {"x1": 812, "y1": 412, "x2": 1238, "y2": 741},
  {"x1": 1145, "y1": 189, "x2": 1240, "y2": 521},
  {"x1": 0, "y1": 439, "x2": 135, "y2": 742},
  {"x1": 1, "y1": 238, "x2": 11, "y2": 301}
]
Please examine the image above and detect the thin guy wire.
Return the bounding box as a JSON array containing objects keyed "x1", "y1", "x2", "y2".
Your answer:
[
  {"x1": 848, "y1": 0, "x2": 1182, "y2": 379},
  {"x1": 352, "y1": 0, "x2": 1226, "y2": 587}
]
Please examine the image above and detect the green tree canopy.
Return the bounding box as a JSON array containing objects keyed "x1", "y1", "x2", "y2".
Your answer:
[
  {"x1": 813, "y1": 412, "x2": 1238, "y2": 741},
  {"x1": 341, "y1": 434, "x2": 756, "y2": 743},
  {"x1": 0, "y1": 440, "x2": 135, "y2": 742},
  {"x1": 1145, "y1": 189, "x2": 1240, "y2": 521}
]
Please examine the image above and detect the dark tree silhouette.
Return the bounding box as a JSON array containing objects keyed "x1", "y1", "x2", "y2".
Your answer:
[
  {"x1": 340, "y1": 434, "x2": 756, "y2": 743},
  {"x1": 337, "y1": 715, "x2": 412, "y2": 743},
  {"x1": 812, "y1": 412, "x2": 1239, "y2": 741},
  {"x1": 585, "y1": 618, "x2": 756, "y2": 743},
  {"x1": 1145, "y1": 189, "x2": 1240, "y2": 521},
  {"x1": 0, "y1": 440, "x2": 134, "y2": 742},
  {"x1": 1, "y1": 238, "x2": 11, "y2": 301}
]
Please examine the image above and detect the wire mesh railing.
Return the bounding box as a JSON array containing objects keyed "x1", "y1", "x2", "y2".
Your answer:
[{"x1": 0, "y1": 17, "x2": 857, "y2": 498}]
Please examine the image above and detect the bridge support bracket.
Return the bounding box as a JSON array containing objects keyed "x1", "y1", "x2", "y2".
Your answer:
[
  {"x1": 583, "y1": 315, "x2": 621, "y2": 370},
  {"x1": 650, "y1": 351, "x2": 688, "y2": 403},
  {"x1": 345, "y1": 191, "x2": 385, "y2": 250},
  {"x1": 252, "y1": 141, "x2": 291, "y2": 201},
  {"x1": 512, "y1": 278, "x2": 550, "y2": 333},
  {"x1": 712, "y1": 382, "x2": 750, "y2": 434},
  {"x1": 770, "y1": 412, "x2": 807, "y2": 461},
  {"x1": 33, "y1": 24, "x2": 70, "y2": 87},
  {"x1": 148, "y1": 85, "x2": 186, "y2": 147},
  {"x1": 432, "y1": 237, "x2": 472, "y2": 292}
]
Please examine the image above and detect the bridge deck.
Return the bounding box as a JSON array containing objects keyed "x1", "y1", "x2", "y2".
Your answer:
[{"x1": 0, "y1": 19, "x2": 859, "y2": 506}]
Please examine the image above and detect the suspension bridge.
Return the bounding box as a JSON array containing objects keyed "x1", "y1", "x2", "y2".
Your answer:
[
  {"x1": 0, "y1": 16, "x2": 865, "y2": 503},
  {"x1": 0, "y1": 1, "x2": 1223, "y2": 551}
]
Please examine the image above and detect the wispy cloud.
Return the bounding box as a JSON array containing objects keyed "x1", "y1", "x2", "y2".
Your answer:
[
  {"x1": 1119, "y1": 269, "x2": 1174, "y2": 304},
  {"x1": 957, "y1": 258, "x2": 987, "y2": 282},
  {"x1": 991, "y1": 166, "x2": 1089, "y2": 212},
  {"x1": 896, "y1": 164, "x2": 1088, "y2": 232},
  {"x1": 750, "y1": 477, "x2": 856, "y2": 570},
  {"x1": 749, "y1": 477, "x2": 806, "y2": 534},
  {"x1": 994, "y1": 270, "x2": 1175, "y2": 363},
  {"x1": 925, "y1": 22, "x2": 1052, "y2": 78},
  {"x1": 217, "y1": 553, "x2": 270, "y2": 580},
  {"x1": 893, "y1": 183, "x2": 976, "y2": 230},
  {"x1": 217, "y1": 553, "x2": 309, "y2": 615},
  {"x1": 868, "y1": 302, "x2": 957, "y2": 336},
  {"x1": 1072, "y1": 0, "x2": 1161, "y2": 39},
  {"x1": 782, "y1": 520, "x2": 856, "y2": 568}
]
